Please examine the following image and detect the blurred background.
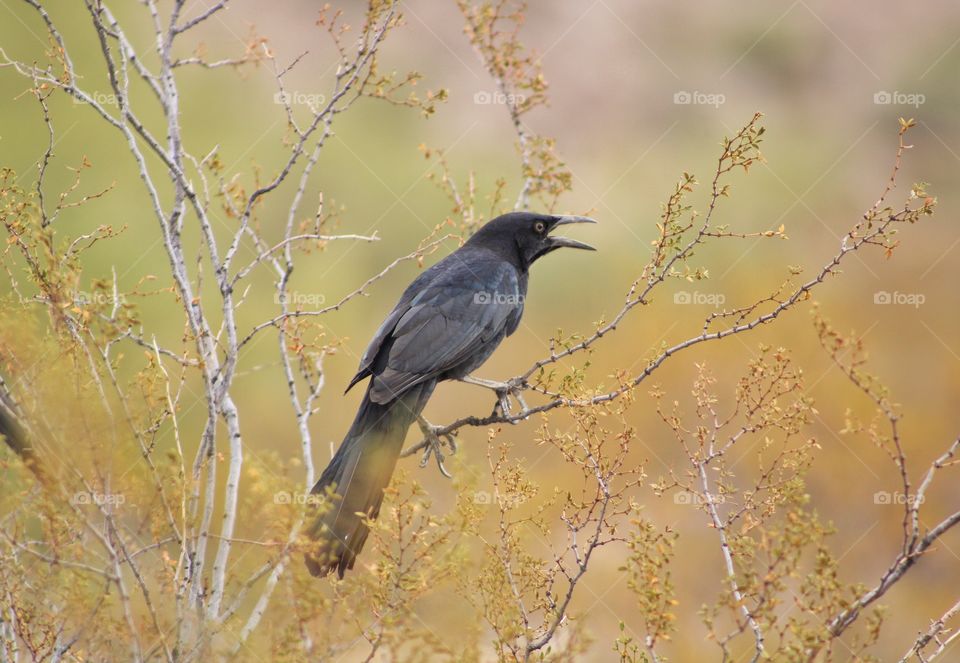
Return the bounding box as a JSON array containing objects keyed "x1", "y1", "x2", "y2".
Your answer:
[{"x1": 1, "y1": 0, "x2": 959, "y2": 659}]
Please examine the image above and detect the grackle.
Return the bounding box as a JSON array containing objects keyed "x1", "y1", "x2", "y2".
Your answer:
[{"x1": 305, "y1": 211, "x2": 596, "y2": 577}]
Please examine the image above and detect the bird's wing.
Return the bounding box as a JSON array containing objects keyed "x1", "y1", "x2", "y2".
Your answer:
[
  {"x1": 344, "y1": 302, "x2": 409, "y2": 393},
  {"x1": 345, "y1": 259, "x2": 449, "y2": 393},
  {"x1": 367, "y1": 260, "x2": 520, "y2": 404}
]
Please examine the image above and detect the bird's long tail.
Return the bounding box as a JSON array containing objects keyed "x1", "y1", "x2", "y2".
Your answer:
[
  {"x1": 305, "y1": 380, "x2": 435, "y2": 577},
  {"x1": 0, "y1": 387, "x2": 45, "y2": 483}
]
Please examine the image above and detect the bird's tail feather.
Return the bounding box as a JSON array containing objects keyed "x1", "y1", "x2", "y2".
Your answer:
[
  {"x1": 0, "y1": 388, "x2": 45, "y2": 483},
  {"x1": 305, "y1": 381, "x2": 434, "y2": 577}
]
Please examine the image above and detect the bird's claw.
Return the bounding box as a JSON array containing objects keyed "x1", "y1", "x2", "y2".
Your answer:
[
  {"x1": 459, "y1": 375, "x2": 529, "y2": 421},
  {"x1": 407, "y1": 417, "x2": 457, "y2": 478},
  {"x1": 498, "y1": 379, "x2": 529, "y2": 421}
]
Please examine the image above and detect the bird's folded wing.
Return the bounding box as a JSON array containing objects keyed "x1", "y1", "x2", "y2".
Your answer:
[{"x1": 368, "y1": 263, "x2": 519, "y2": 403}]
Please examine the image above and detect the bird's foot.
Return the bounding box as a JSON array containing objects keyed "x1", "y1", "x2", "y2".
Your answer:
[
  {"x1": 459, "y1": 375, "x2": 529, "y2": 421},
  {"x1": 402, "y1": 416, "x2": 458, "y2": 478}
]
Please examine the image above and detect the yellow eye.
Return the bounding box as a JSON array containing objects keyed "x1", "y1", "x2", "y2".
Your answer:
[{"x1": 534, "y1": 221, "x2": 546, "y2": 234}]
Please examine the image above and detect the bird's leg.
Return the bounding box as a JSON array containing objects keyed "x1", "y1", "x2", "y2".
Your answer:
[
  {"x1": 402, "y1": 415, "x2": 458, "y2": 478},
  {"x1": 458, "y1": 375, "x2": 529, "y2": 420}
]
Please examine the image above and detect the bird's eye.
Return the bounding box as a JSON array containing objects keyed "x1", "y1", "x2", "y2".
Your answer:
[{"x1": 534, "y1": 221, "x2": 546, "y2": 234}]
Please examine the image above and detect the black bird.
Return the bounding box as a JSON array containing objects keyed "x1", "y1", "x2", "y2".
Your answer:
[
  {"x1": 305, "y1": 211, "x2": 596, "y2": 577},
  {"x1": 0, "y1": 387, "x2": 43, "y2": 482}
]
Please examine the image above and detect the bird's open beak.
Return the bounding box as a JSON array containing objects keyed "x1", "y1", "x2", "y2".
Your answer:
[{"x1": 549, "y1": 215, "x2": 597, "y2": 251}]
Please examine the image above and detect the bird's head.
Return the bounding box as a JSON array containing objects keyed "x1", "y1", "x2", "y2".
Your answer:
[{"x1": 468, "y1": 212, "x2": 597, "y2": 269}]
